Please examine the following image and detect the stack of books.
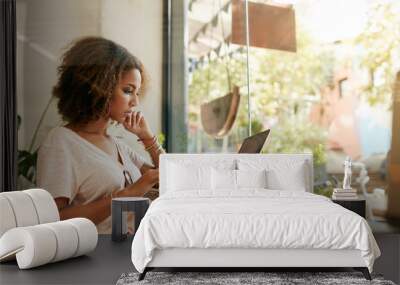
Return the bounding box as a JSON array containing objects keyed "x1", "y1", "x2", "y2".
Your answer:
[{"x1": 332, "y1": 188, "x2": 358, "y2": 200}]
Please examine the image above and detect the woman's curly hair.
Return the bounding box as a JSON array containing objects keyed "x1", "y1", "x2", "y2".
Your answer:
[{"x1": 53, "y1": 36, "x2": 148, "y2": 124}]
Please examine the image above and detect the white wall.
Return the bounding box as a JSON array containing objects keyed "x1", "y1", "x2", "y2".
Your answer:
[
  {"x1": 17, "y1": 0, "x2": 163, "y2": 162},
  {"x1": 101, "y1": 0, "x2": 163, "y2": 158},
  {"x1": 17, "y1": 0, "x2": 101, "y2": 151}
]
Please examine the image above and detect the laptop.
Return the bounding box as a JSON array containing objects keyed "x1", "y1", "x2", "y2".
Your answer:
[{"x1": 238, "y1": 129, "x2": 270, "y2": 153}]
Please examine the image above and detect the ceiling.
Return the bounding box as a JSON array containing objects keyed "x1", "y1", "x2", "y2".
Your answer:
[{"x1": 188, "y1": 0, "x2": 233, "y2": 59}]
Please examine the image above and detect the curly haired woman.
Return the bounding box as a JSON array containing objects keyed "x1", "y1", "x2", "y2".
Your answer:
[{"x1": 37, "y1": 37, "x2": 164, "y2": 234}]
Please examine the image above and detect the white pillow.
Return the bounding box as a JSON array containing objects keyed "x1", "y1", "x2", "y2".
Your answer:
[
  {"x1": 237, "y1": 159, "x2": 308, "y2": 191},
  {"x1": 266, "y1": 162, "x2": 306, "y2": 191},
  {"x1": 211, "y1": 169, "x2": 237, "y2": 190},
  {"x1": 211, "y1": 169, "x2": 268, "y2": 190},
  {"x1": 167, "y1": 162, "x2": 212, "y2": 191},
  {"x1": 236, "y1": 169, "x2": 267, "y2": 189}
]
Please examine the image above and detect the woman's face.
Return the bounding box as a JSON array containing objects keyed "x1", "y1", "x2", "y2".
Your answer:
[{"x1": 109, "y1": 68, "x2": 142, "y2": 123}]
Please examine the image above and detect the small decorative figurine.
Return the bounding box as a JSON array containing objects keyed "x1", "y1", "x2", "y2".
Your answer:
[{"x1": 343, "y1": 156, "x2": 352, "y2": 190}]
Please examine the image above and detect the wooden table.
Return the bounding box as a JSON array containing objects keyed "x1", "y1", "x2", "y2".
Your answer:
[{"x1": 332, "y1": 197, "x2": 366, "y2": 218}]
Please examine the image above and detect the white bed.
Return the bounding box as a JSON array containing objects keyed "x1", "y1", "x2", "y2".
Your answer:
[{"x1": 131, "y1": 154, "x2": 380, "y2": 280}]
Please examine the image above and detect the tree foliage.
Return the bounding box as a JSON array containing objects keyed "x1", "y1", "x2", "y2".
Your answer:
[
  {"x1": 187, "y1": 0, "x2": 399, "y2": 156},
  {"x1": 188, "y1": 29, "x2": 333, "y2": 155},
  {"x1": 353, "y1": 1, "x2": 400, "y2": 106}
]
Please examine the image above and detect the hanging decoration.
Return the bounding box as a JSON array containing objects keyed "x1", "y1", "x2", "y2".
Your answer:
[
  {"x1": 200, "y1": 85, "x2": 240, "y2": 138},
  {"x1": 199, "y1": 1, "x2": 241, "y2": 138}
]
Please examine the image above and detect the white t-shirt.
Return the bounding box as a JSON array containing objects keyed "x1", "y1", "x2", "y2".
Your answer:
[{"x1": 36, "y1": 126, "x2": 145, "y2": 234}]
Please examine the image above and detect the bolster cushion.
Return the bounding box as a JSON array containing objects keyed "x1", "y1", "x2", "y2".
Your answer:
[
  {"x1": 0, "y1": 218, "x2": 98, "y2": 269},
  {"x1": 0, "y1": 189, "x2": 60, "y2": 237}
]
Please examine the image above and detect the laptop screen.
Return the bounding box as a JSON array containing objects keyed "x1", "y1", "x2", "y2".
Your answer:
[{"x1": 238, "y1": 129, "x2": 270, "y2": 153}]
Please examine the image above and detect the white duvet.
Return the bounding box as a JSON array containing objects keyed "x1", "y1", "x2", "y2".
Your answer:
[{"x1": 131, "y1": 190, "x2": 380, "y2": 273}]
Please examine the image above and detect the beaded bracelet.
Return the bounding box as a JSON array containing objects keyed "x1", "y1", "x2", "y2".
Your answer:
[
  {"x1": 153, "y1": 144, "x2": 164, "y2": 153},
  {"x1": 137, "y1": 136, "x2": 156, "y2": 143},
  {"x1": 145, "y1": 140, "x2": 159, "y2": 152}
]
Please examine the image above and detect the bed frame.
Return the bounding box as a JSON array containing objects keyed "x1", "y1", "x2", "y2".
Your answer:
[
  {"x1": 138, "y1": 154, "x2": 372, "y2": 281},
  {"x1": 139, "y1": 248, "x2": 371, "y2": 280}
]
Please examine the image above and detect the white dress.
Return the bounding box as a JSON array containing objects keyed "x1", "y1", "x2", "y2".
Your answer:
[{"x1": 36, "y1": 126, "x2": 145, "y2": 234}]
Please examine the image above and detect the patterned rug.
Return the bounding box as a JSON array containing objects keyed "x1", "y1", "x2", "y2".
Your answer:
[{"x1": 116, "y1": 271, "x2": 396, "y2": 285}]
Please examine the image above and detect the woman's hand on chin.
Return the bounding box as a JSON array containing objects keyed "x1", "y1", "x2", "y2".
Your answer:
[{"x1": 122, "y1": 111, "x2": 153, "y2": 140}]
